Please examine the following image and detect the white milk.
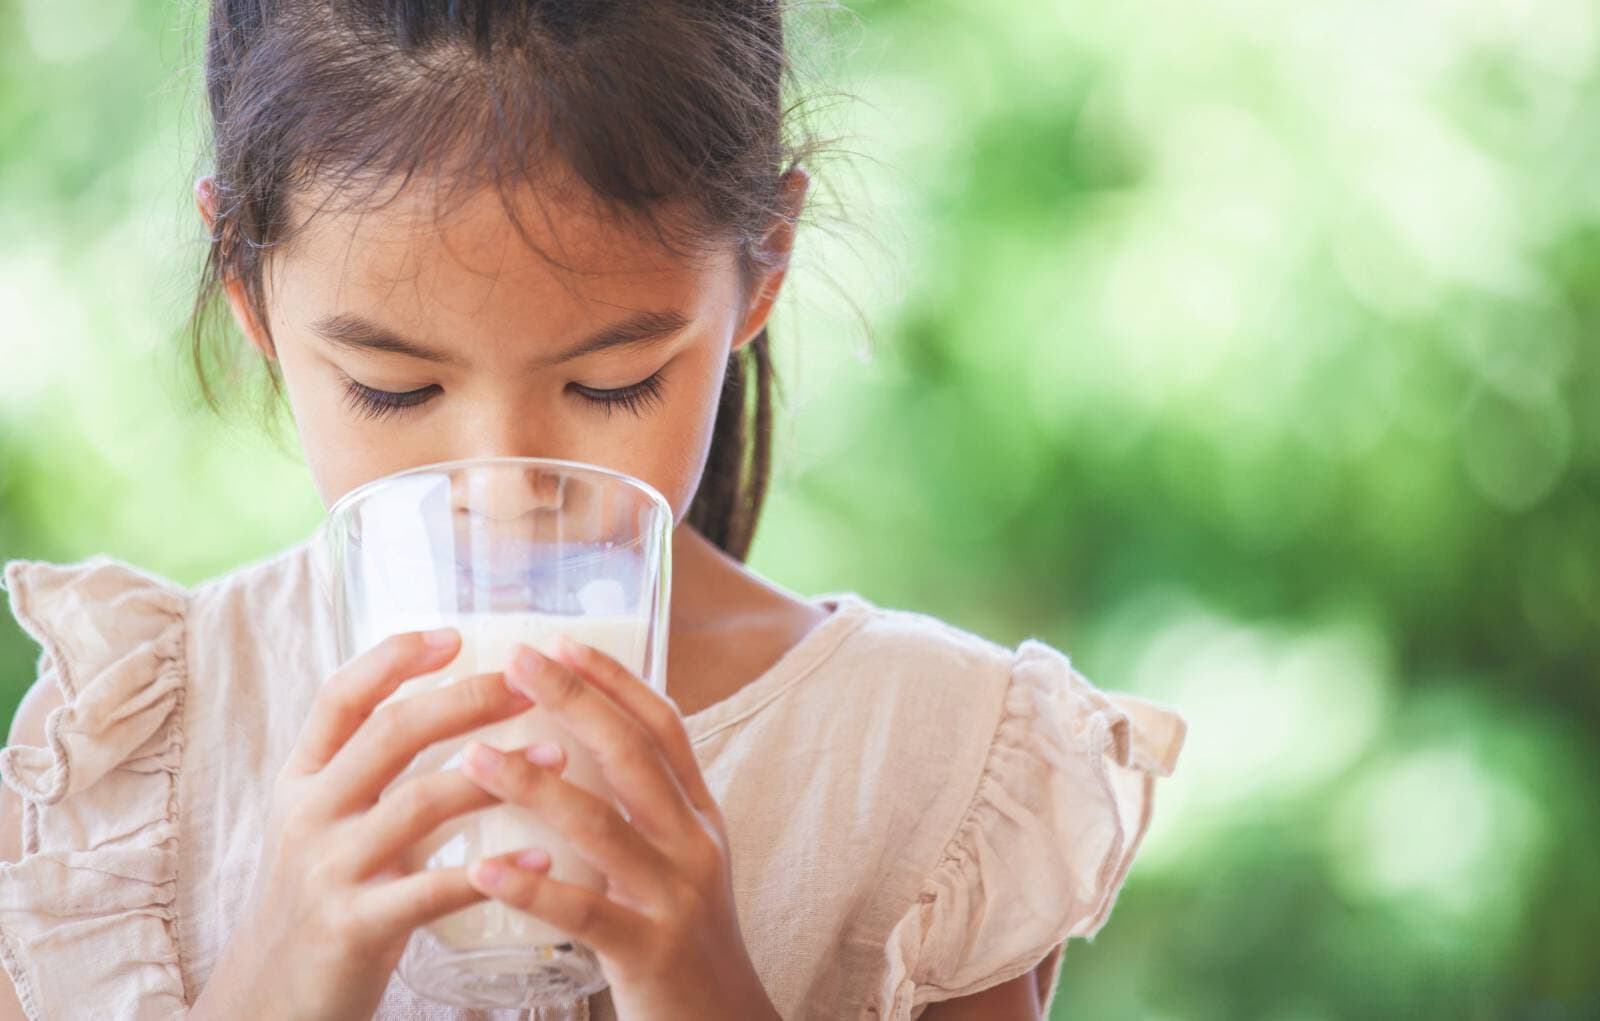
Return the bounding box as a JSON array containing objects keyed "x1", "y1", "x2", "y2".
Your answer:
[{"x1": 373, "y1": 612, "x2": 650, "y2": 950}]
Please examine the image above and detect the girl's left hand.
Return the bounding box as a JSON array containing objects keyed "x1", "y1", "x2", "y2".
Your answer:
[{"x1": 458, "y1": 637, "x2": 778, "y2": 1021}]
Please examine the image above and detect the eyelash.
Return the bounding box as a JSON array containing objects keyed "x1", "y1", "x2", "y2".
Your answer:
[{"x1": 337, "y1": 372, "x2": 667, "y2": 422}]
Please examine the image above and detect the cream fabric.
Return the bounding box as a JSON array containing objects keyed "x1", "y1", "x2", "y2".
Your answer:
[{"x1": 0, "y1": 525, "x2": 1184, "y2": 1020}]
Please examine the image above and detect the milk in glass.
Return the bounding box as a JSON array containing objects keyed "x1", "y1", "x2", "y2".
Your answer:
[{"x1": 374, "y1": 610, "x2": 650, "y2": 950}]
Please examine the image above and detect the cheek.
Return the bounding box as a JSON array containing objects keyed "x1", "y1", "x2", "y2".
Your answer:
[
  {"x1": 625, "y1": 350, "x2": 731, "y2": 525},
  {"x1": 271, "y1": 343, "x2": 404, "y2": 510}
]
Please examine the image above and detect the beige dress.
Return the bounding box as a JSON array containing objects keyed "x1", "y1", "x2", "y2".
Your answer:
[{"x1": 0, "y1": 525, "x2": 1185, "y2": 1020}]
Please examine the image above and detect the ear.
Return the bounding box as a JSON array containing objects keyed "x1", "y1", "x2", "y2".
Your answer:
[
  {"x1": 195, "y1": 176, "x2": 277, "y2": 360},
  {"x1": 730, "y1": 165, "x2": 810, "y2": 354}
]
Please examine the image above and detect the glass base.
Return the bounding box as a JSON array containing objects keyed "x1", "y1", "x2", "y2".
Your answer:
[{"x1": 397, "y1": 930, "x2": 608, "y2": 1010}]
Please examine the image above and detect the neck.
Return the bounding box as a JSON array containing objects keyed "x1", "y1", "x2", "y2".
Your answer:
[{"x1": 668, "y1": 523, "x2": 740, "y2": 637}]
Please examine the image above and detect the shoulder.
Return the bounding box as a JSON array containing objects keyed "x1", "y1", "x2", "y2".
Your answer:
[
  {"x1": 0, "y1": 534, "x2": 319, "y2": 683},
  {"x1": 184, "y1": 525, "x2": 337, "y2": 688},
  {"x1": 818, "y1": 597, "x2": 1189, "y2": 1014},
  {"x1": 186, "y1": 522, "x2": 330, "y2": 614},
  {"x1": 820, "y1": 597, "x2": 1191, "y2": 835},
  {"x1": 0, "y1": 532, "x2": 325, "y2": 1015},
  {"x1": 702, "y1": 593, "x2": 1024, "y2": 785},
  {"x1": 0, "y1": 552, "x2": 198, "y2": 1013},
  {"x1": 809, "y1": 596, "x2": 1044, "y2": 783},
  {"x1": 842, "y1": 597, "x2": 1016, "y2": 667},
  {"x1": 1, "y1": 554, "x2": 189, "y2": 680},
  {"x1": 0, "y1": 553, "x2": 189, "y2": 802},
  {"x1": 825, "y1": 595, "x2": 1019, "y2": 713},
  {"x1": 0, "y1": 528, "x2": 329, "y2": 806},
  {"x1": 833, "y1": 595, "x2": 1185, "y2": 776}
]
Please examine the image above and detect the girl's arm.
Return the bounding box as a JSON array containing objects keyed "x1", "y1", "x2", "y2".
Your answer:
[{"x1": 0, "y1": 675, "x2": 66, "y2": 1021}]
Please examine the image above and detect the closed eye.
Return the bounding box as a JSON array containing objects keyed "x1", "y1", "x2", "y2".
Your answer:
[
  {"x1": 569, "y1": 370, "x2": 667, "y2": 417},
  {"x1": 340, "y1": 377, "x2": 439, "y2": 421},
  {"x1": 337, "y1": 370, "x2": 668, "y2": 422}
]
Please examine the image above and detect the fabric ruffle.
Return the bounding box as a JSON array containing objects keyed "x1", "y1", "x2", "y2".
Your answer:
[
  {"x1": 0, "y1": 556, "x2": 190, "y2": 1019},
  {"x1": 875, "y1": 638, "x2": 1185, "y2": 1018}
]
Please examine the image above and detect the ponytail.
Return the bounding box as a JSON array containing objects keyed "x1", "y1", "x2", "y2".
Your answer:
[{"x1": 686, "y1": 327, "x2": 776, "y2": 562}]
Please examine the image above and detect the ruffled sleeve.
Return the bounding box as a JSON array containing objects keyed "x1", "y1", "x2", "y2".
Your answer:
[
  {"x1": 0, "y1": 556, "x2": 190, "y2": 1020},
  {"x1": 876, "y1": 638, "x2": 1186, "y2": 1017}
]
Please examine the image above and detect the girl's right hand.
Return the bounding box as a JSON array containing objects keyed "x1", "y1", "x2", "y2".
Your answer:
[{"x1": 191, "y1": 627, "x2": 528, "y2": 1021}]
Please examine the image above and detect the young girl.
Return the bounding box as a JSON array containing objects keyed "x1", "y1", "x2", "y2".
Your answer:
[{"x1": 0, "y1": 1, "x2": 1185, "y2": 1018}]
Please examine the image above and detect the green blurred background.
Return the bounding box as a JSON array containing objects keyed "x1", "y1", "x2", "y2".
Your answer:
[{"x1": 3, "y1": 0, "x2": 1597, "y2": 1017}]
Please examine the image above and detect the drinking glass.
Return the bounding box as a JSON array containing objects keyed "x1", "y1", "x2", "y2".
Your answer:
[{"x1": 324, "y1": 456, "x2": 673, "y2": 1009}]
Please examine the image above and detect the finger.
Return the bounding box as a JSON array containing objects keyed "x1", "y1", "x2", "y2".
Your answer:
[
  {"x1": 315, "y1": 669, "x2": 533, "y2": 815},
  {"x1": 460, "y1": 740, "x2": 675, "y2": 906},
  {"x1": 356, "y1": 863, "x2": 486, "y2": 935},
  {"x1": 505, "y1": 645, "x2": 695, "y2": 843},
  {"x1": 287, "y1": 627, "x2": 462, "y2": 775},
  {"x1": 550, "y1": 636, "x2": 718, "y2": 816},
  {"x1": 468, "y1": 849, "x2": 642, "y2": 958},
  {"x1": 336, "y1": 770, "x2": 501, "y2": 879}
]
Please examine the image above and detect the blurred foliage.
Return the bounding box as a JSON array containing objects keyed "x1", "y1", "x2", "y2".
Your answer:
[{"x1": 2, "y1": 0, "x2": 1598, "y2": 1017}]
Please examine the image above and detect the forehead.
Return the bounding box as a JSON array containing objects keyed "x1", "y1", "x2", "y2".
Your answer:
[{"x1": 267, "y1": 174, "x2": 739, "y2": 330}]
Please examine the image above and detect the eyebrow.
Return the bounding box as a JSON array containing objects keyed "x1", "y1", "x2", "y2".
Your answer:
[{"x1": 308, "y1": 309, "x2": 691, "y2": 369}]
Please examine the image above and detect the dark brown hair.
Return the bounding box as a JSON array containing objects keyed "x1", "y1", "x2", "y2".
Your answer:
[{"x1": 189, "y1": 0, "x2": 841, "y2": 562}]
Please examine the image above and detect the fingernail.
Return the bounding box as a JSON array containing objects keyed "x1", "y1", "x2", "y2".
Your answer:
[
  {"x1": 475, "y1": 860, "x2": 505, "y2": 887},
  {"x1": 514, "y1": 848, "x2": 551, "y2": 872},
  {"x1": 512, "y1": 643, "x2": 545, "y2": 676},
  {"x1": 524, "y1": 742, "x2": 563, "y2": 767},
  {"x1": 554, "y1": 634, "x2": 579, "y2": 660},
  {"x1": 423, "y1": 627, "x2": 457, "y2": 648},
  {"x1": 466, "y1": 742, "x2": 503, "y2": 774},
  {"x1": 502, "y1": 671, "x2": 535, "y2": 705}
]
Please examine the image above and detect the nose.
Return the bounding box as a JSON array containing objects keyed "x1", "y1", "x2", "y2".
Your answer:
[{"x1": 451, "y1": 462, "x2": 569, "y2": 521}]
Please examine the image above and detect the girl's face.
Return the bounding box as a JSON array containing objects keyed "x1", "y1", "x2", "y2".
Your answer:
[{"x1": 201, "y1": 172, "x2": 802, "y2": 522}]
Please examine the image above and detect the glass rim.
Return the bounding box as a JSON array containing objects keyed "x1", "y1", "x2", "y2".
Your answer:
[{"x1": 324, "y1": 455, "x2": 675, "y2": 528}]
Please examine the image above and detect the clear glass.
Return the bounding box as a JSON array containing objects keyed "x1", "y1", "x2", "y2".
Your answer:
[{"x1": 324, "y1": 456, "x2": 673, "y2": 1010}]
